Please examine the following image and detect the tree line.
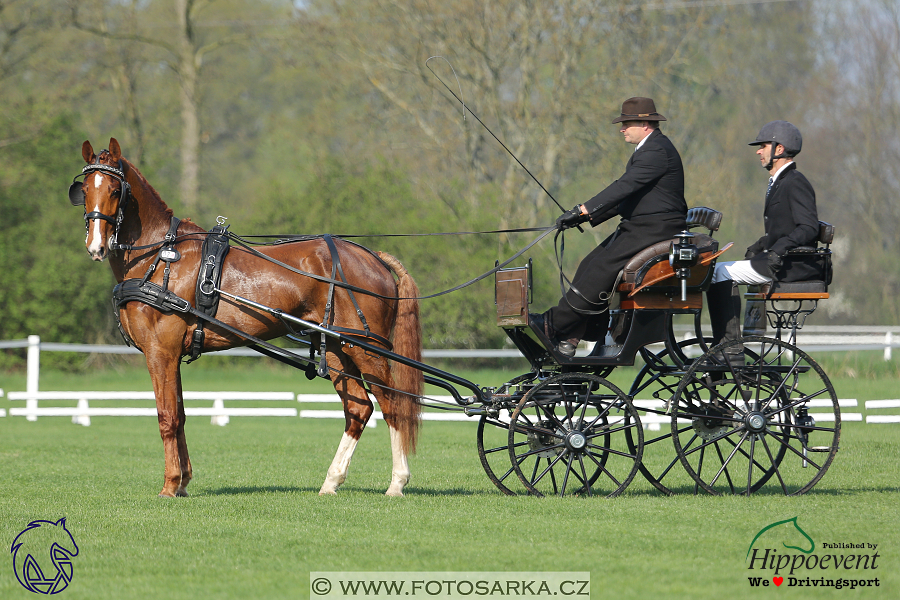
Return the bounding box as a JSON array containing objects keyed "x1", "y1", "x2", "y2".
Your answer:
[{"x1": 1, "y1": 0, "x2": 897, "y2": 369}]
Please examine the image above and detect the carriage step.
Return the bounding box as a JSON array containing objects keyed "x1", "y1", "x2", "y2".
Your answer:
[
  {"x1": 588, "y1": 344, "x2": 624, "y2": 358},
  {"x1": 807, "y1": 446, "x2": 835, "y2": 452}
]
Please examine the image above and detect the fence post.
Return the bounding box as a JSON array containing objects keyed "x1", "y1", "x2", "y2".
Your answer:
[
  {"x1": 885, "y1": 332, "x2": 893, "y2": 361},
  {"x1": 26, "y1": 335, "x2": 40, "y2": 421}
]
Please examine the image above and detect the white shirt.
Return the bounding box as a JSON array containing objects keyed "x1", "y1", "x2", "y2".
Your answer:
[
  {"x1": 635, "y1": 133, "x2": 651, "y2": 152},
  {"x1": 769, "y1": 160, "x2": 794, "y2": 186}
]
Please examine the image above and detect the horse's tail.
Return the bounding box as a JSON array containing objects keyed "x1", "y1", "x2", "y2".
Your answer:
[{"x1": 378, "y1": 251, "x2": 423, "y2": 454}]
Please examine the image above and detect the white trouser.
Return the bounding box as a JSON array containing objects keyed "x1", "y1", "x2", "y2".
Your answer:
[{"x1": 712, "y1": 260, "x2": 773, "y2": 285}]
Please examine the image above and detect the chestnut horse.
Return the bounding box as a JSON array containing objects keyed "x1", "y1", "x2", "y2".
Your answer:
[{"x1": 71, "y1": 138, "x2": 423, "y2": 497}]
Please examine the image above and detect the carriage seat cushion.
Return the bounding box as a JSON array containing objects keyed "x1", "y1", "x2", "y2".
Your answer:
[
  {"x1": 755, "y1": 280, "x2": 828, "y2": 295},
  {"x1": 621, "y1": 233, "x2": 718, "y2": 284},
  {"x1": 770, "y1": 280, "x2": 827, "y2": 294}
]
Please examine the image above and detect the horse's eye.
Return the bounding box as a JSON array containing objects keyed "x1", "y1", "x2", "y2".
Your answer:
[{"x1": 111, "y1": 189, "x2": 121, "y2": 196}]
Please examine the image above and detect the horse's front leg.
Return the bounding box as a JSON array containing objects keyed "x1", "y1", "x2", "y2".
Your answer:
[
  {"x1": 173, "y1": 364, "x2": 192, "y2": 496},
  {"x1": 146, "y1": 350, "x2": 189, "y2": 497}
]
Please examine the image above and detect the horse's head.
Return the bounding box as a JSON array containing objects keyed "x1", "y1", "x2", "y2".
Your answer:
[{"x1": 69, "y1": 138, "x2": 131, "y2": 261}]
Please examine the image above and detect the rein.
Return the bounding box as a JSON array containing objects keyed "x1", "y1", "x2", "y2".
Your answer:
[{"x1": 226, "y1": 226, "x2": 556, "y2": 301}]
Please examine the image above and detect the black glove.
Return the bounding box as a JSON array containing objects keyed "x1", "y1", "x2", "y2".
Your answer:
[
  {"x1": 749, "y1": 250, "x2": 782, "y2": 278},
  {"x1": 766, "y1": 251, "x2": 783, "y2": 274},
  {"x1": 556, "y1": 205, "x2": 588, "y2": 230}
]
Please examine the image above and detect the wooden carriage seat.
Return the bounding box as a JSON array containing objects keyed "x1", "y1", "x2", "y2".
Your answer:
[
  {"x1": 615, "y1": 207, "x2": 730, "y2": 310},
  {"x1": 744, "y1": 221, "x2": 834, "y2": 301}
]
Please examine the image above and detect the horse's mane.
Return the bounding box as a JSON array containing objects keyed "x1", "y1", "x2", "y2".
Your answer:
[{"x1": 116, "y1": 154, "x2": 176, "y2": 221}]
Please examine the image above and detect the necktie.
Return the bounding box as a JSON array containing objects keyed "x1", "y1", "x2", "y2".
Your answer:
[{"x1": 766, "y1": 177, "x2": 774, "y2": 198}]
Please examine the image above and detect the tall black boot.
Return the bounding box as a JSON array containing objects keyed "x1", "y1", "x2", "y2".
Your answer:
[{"x1": 706, "y1": 281, "x2": 744, "y2": 366}]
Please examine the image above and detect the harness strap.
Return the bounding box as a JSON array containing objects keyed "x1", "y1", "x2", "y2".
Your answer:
[
  {"x1": 139, "y1": 217, "x2": 182, "y2": 286},
  {"x1": 318, "y1": 235, "x2": 337, "y2": 377},
  {"x1": 323, "y1": 234, "x2": 371, "y2": 336},
  {"x1": 112, "y1": 279, "x2": 319, "y2": 373},
  {"x1": 189, "y1": 222, "x2": 231, "y2": 363}
]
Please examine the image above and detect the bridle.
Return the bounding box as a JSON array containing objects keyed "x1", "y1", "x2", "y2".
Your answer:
[{"x1": 67, "y1": 155, "x2": 132, "y2": 251}]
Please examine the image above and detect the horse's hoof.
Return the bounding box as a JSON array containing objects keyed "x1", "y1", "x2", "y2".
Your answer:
[
  {"x1": 158, "y1": 491, "x2": 176, "y2": 498},
  {"x1": 175, "y1": 488, "x2": 189, "y2": 497},
  {"x1": 385, "y1": 489, "x2": 404, "y2": 497}
]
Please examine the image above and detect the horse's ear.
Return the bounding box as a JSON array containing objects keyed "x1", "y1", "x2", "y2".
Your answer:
[
  {"x1": 109, "y1": 138, "x2": 121, "y2": 161},
  {"x1": 81, "y1": 140, "x2": 95, "y2": 164}
]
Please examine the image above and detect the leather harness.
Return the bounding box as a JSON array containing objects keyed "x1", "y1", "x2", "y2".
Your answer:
[{"x1": 112, "y1": 222, "x2": 391, "y2": 367}]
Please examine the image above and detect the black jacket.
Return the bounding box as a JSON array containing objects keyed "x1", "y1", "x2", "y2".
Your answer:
[
  {"x1": 546, "y1": 128, "x2": 687, "y2": 338},
  {"x1": 582, "y1": 129, "x2": 688, "y2": 224},
  {"x1": 747, "y1": 162, "x2": 820, "y2": 282}
]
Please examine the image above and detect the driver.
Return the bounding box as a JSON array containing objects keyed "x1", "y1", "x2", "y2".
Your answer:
[{"x1": 531, "y1": 97, "x2": 688, "y2": 356}]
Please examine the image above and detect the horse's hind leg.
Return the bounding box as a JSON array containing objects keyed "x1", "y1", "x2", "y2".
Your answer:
[
  {"x1": 319, "y1": 351, "x2": 374, "y2": 495},
  {"x1": 344, "y1": 347, "x2": 412, "y2": 497}
]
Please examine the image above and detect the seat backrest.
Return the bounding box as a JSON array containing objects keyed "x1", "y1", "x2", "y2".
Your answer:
[
  {"x1": 621, "y1": 233, "x2": 718, "y2": 284},
  {"x1": 818, "y1": 220, "x2": 834, "y2": 245},
  {"x1": 686, "y1": 206, "x2": 722, "y2": 233}
]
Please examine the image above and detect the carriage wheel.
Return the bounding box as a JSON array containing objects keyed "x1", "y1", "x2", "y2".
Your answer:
[
  {"x1": 508, "y1": 373, "x2": 643, "y2": 497},
  {"x1": 627, "y1": 338, "x2": 714, "y2": 495},
  {"x1": 477, "y1": 410, "x2": 528, "y2": 495},
  {"x1": 670, "y1": 336, "x2": 840, "y2": 496}
]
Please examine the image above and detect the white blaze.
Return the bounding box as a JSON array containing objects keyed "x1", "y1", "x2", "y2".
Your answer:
[{"x1": 87, "y1": 174, "x2": 105, "y2": 255}]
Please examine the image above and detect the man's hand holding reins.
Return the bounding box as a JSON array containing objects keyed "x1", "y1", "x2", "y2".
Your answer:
[{"x1": 556, "y1": 205, "x2": 589, "y2": 230}]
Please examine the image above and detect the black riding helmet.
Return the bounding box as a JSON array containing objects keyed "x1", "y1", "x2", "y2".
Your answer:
[{"x1": 749, "y1": 120, "x2": 802, "y2": 170}]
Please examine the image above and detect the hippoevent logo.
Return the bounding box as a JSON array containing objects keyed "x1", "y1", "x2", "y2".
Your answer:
[
  {"x1": 10, "y1": 518, "x2": 79, "y2": 594},
  {"x1": 745, "y1": 517, "x2": 881, "y2": 590}
]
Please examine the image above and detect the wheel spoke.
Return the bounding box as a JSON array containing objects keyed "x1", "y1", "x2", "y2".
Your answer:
[
  {"x1": 695, "y1": 445, "x2": 705, "y2": 494},
  {"x1": 560, "y1": 453, "x2": 575, "y2": 496},
  {"x1": 709, "y1": 430, "x2": 748, "y2": 488},
  {"x1": 723, "y1": 434, "x2": 771, "y2": 474},
  {"x1": 585, "y1": 419, "x2": 641, "y2": 439},
  {"x1": 577, "y1": 454, "x2": 592, "y2": 497},
  {"x1": 585, "y1": 449, "x2": 622, "y2": 488},
  {"x1": 514, "y1": 442, "x2": 566, "y2": 462},
  {"x1": 484, "y1": 440, "x2": 530, "y2": 455},
  {"x1": 681, "y1": 426, "x2": 746, "y2": 458},
  {"x1": 760, "y1": 433, "x2": 789, "y2": 494},
  {"x1": 713, "y1": 440, "x2": 737, "y2": 493},
  {"x1": 747, "y1": 435, "x2": 756, "y2": 496},
  {"x1": 585, "y1": 442, "x2": 638, "y2": 461}
]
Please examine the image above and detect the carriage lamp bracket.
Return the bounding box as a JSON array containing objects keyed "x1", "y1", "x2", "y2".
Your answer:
[
  {"x1": 669, "y1": 231, "x2": 699, "y2": 301},
  {"x1": 796, "y1": 407, "x2": 815, "y2": 436}
]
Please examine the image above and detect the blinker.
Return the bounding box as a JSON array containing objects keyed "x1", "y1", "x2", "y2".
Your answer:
[{"x1": 68, "y1": 179, "x2": 86, "y2": 206}]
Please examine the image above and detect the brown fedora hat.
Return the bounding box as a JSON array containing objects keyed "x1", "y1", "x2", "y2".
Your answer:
[{"x1": 611, "y1": 97, "x2": 667, "y2": 123}]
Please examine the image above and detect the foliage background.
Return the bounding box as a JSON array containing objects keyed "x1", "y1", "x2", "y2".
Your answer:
[{"x1": 1, "y1": 0, "x2": 898, "y2": 368}]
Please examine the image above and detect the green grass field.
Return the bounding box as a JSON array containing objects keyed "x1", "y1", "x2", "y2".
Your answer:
[{"x1": 1, "y1": 359, "x2": 898, "y2": 599}]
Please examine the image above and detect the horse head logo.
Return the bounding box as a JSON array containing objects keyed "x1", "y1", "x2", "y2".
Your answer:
[
  {"x1": 747, "y1": 516, "x2": 815, "y2": 559},
  {"x1": 11, "y1": 518, "x2": 79, "y2": 594}
]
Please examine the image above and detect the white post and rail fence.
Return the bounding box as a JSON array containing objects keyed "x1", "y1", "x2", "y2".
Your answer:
[{"x1": 2, "y1": 329, "x2": 900, "y2": 426}]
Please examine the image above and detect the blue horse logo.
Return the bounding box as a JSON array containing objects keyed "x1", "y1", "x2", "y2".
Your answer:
[{"x1": 11, "y1": 518, "x2": 79, "y2": 594}]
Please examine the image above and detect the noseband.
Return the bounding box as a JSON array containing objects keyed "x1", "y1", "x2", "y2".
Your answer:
[{"x1": 68, "y1": 155, "x2": 132, "y2": 250}]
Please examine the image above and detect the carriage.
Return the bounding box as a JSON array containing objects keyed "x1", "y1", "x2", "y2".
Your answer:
[
  {"x1": 476, "y1": 207, "x2": 839, "y2": 497},
  {"x1": 69, "y1": 139, "x2": 839, "y2": 498}
]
